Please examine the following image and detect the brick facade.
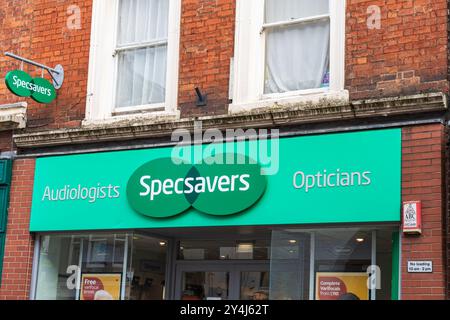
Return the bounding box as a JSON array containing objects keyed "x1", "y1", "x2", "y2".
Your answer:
[
  {"x1": 346, "y1": 0, "x2": 449, "y2": 100},
  {"x1": 402, "y1": 124, "x2": 447, "y2": 299},
  {"x1": 0, "y1": 159, "x2": 35, "y2": 300},
  {"x1": 0, "y1": 0, "x2": 33, "y2": 107},
  {"x1": 0, "y1": 0, "x2": 449, "y2": 300},
  {"x1": 178, "y1": 0, "x2": 235, "y2": 117},
  {"x1": 1, "y1": 1, "x2": 449, "y2": 126},
  {"x1": 0, "y1": 0, "x2": 91, "y2": 130},
  {"x1": 0, "y1": 131, "x2": 13, "y2": 154}
]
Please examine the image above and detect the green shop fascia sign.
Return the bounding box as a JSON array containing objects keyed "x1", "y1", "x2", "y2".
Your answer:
[
  {"x1": 30, "y1": 129, "x2": 402, "y2": 232},
  {"x1": 5, "y1": 69, "x2": 56, "y2": 104}
]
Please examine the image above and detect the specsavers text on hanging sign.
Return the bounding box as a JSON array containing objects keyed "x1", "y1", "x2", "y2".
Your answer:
[{"x1": 5, "y1": 69, "x2": 56, "y2": 104}]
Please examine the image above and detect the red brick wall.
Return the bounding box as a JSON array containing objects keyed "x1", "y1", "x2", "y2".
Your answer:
[
  {"x1": 346, "y1": 0, "x2": 449, "y2": 100},
  {"x1": 0, "y1": 0, "x2": 91, "y2": 130},
  {"x1": 2, "y1": 1, "x2": 447, "y2": 128},
  {"x1": 0, "y1": 0, "x2": 33, "y2": 106},
  {"x1": 178, "y1": 0, "x2": 235, "y2": 117},
  {"x1": 401, "y1": 124, "x2": 447, "y2": 300},
  {"x1": 0, "y1": 132, "x2": 13, "y2": 153},
  {"x1": 0, "y1": 159, "x2": 35, "y2": 300},
  {"x1": 447, "y1": 123, "x2": 450, "y2": 299}
]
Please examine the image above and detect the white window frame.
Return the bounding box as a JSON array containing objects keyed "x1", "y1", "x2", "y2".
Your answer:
[
  {"x1": 230, "y1": 0, "x2": 347, "y2": 112},
  {"x1": 85, "y1": 0, "x2": 181, "y2": 123}
]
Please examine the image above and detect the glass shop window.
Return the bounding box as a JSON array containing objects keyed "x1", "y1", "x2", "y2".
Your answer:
[
  {"x1": 128, "y1": 234, "x2": 168, "y2": 300},
  {"x1": 34, "y1": 233, "x2": 168, "y2": 300},
  {"x1": 270, "y1": 227, "x2": 397, "y2": 300},
  {"x1": 177, "y1": 239, "x2": 270, "y2": 260}
]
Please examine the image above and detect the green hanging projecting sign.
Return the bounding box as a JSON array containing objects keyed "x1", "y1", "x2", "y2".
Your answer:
[
  {"x1": 29, "y1": 129, "x2": 402, "y2": 232},
  {"x1": 5, "y1": 69, "x2": 56, "y2": 104}
]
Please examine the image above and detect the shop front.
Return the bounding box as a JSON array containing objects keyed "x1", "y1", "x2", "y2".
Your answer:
[{"x1": 29, "y1": 129, "x2": 401, "y2": 300}]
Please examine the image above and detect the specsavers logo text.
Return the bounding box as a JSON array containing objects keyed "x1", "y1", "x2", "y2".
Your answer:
[{"x1": 126, "y1": 155, "x2": 267, "y2": 218}]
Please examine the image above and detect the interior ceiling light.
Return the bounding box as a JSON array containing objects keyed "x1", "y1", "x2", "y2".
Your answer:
[{"x1": 237, "y1": 243, "x2": 253, "y2": 253}]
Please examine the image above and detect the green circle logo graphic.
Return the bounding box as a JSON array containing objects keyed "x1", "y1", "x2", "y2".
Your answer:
[
  {"x1": 126, "y1": 158, "x2": 192, "y2": 218},
  {"x1": 126, "y1": 155, "x2": 267, "y2": 218}
]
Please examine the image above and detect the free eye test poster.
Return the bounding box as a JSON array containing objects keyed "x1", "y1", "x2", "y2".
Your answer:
[{"x1": 80, "y1": 273, "x2": 122, "y2": 300}]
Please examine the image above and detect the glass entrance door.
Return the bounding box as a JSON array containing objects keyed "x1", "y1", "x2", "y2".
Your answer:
[
  {"x1": 180, "y1": 271, "x2": 230, "y2": 300},
  {"x1": 239, "y1": 270, "x2": 270, "y2": 300},
  {"x1": 175, "y1": 263, "x2": 269, "y2": 300}
]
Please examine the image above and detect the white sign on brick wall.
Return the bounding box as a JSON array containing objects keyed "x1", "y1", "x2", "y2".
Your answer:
[{"x1": 407, "y1": 261, "x2": 433, "y2": 273}]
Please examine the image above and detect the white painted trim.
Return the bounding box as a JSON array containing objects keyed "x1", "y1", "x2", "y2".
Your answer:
[
  {"x1": 229, "y1": 89, "x2": 349, "y2": 114},
  {"x1": 165, "y1": 0, "x2": 181, "y2": 114},
  {"x1": 29, "y1": 235, "x2": 40, "y2": 300},
  {"x1": 330, "y1": 0, "x2": 346, "y2": 92},
  {"x1": 0, "y1": 102, "x2": 27, "y2": 110},
  {"x1": 263, "y1": 87, "x2": 329, "y2": 100},
  {"x1": 371, "y1": 230, "x2": 377, "y2": 300},
  {"x1": 75, "y1": 238, "x2": 84, "y2": 301},
  {"x1": 262, "y1": 14, "x2": 330, "y2": 31},
  {"x1": 85, "y1": 0, "x2": 181, "y2": 122},
  {"x1": 231, "y1": 0, "x2": 347, "y2": 111},
  {"x1": 110, "y1": 0, "x2": 121, "y2": 118},
  {"x1": 309, "y1": 232, "x2": 315, "y2": 300},
  {"x1": 121, "y1": 236, "x2": 128, "y2": 300},
  {"x1": 228, "y1": 57, "x2": 234, "y2": 100},
  {"x1": 232, "y1": 0, "x2": 265, "y2": 106},
  {"x1": 115, "y1": 39, "x2": 168, "y2": 53},
  {"x1": 82, "y1": 110, "x2": 180, "y2": 128},
  {"x1": 398, "y1": 231, "x2": 402, "y2": 300},
  {"x1": 85, "y1": 0, "x2": 99, "y2": 121},
  {"x1": 113, "y1": 103, "x2": 166, "y2": 115},
  {"x1": 85, "y1": 0, "x2": 117, "y2": 121}
]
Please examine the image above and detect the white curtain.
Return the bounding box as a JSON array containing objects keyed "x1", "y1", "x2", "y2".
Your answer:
[
  {"x1": 265, "y1": 0, "x2": 330, "y2": 94},
  {"x1": 116, "y1": 0, "x2": 169, "y2": 108}
]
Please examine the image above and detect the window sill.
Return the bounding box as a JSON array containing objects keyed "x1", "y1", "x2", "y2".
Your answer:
[
  {"x1": 82, "y1": 109, "x2": 180, "y2": 129},
  {"x1": 229, "y1": 89, "x2": 349, "y2": 115},
  {"x1": 112, "y1": 103, "x2": 166, "y2": 116},
  {"x1": 262, "y1": 87, "x2": 330, "y2": 100},
  {"x1": 0, "y1": 102, "x2": 27, "y2": 131}
]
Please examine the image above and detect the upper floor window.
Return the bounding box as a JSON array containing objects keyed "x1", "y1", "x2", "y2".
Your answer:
[
  {"x1": 115, "y1": 0, "x2": 169, "y2": 108},
  {"x1": 86, "y1": 0, "x2": 181, "y2": 122},
  {"x1": 264, "y1": 0, "x2": 330, "y2": 94},
  {"x1": 232, "y1": 0, "x2": 346, "y2": 108}
]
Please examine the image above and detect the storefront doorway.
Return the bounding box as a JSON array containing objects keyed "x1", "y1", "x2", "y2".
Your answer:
[{"x1": 175, "y1": 262, "x2": 270, "y2": 300}]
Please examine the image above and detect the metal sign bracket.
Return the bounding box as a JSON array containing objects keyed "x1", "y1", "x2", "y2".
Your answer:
[{"x1": 4, "y1": 52, "x2": 64, "y2": 89}]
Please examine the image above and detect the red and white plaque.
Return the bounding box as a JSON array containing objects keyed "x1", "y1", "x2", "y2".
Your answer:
[{"x1": 402, "y1": 201, "x2": 422, "y2": 234}]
